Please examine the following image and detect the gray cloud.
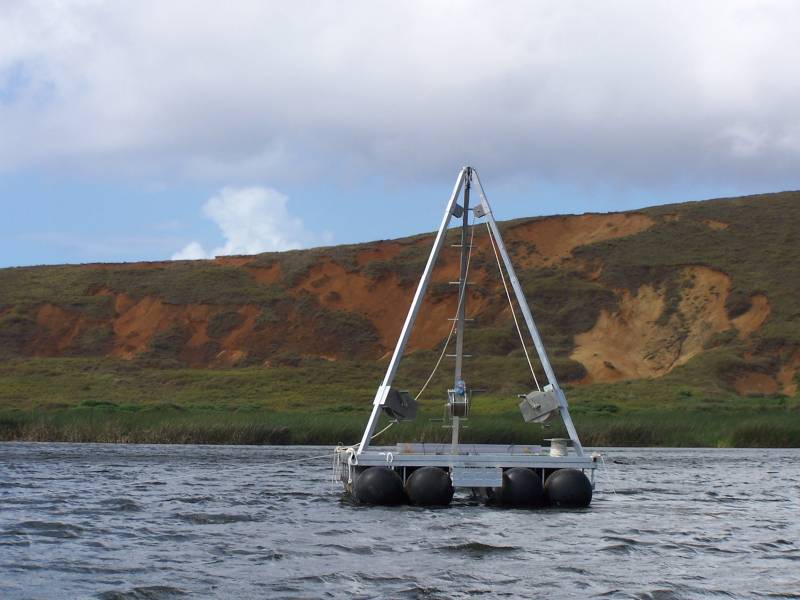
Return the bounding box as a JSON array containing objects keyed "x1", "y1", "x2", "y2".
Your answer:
[{"x1": 1, "y1": 1, "x2": 799, "y2": 189}]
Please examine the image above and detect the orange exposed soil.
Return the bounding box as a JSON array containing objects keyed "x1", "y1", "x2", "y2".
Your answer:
[
  {"x1": 777, "y1": 351, "x2": 800, "y2": 396},
  {"x1": 108, "y1": 294, "x2": 212, "y2": 360},
  {"x1": 572, "y1": 267, "x2": 771, "y2": 383},
  {"x1": 571, "y1": 284, "x2": 668, "y2": 382},
  {"x1": 407, "y1": 288, "x2": 487, "y2": 354},
  {"x1": 734, "y1": 372, "x2": 779, "y2": 396},
  {"x1": 732, "y1": 294, "x2": 770, "y2": 339},
  {"x1": 213, "y1": 256, "x2": 253, "y2": 267},
  {"x1": 354, "y1": 241, "x2": 409, "y2": 266},
  {"x1": 291, "y1": 256, "x2": 489, "y2": 353},
  {"x1": 294, "y1": 261, "x2": 414, "y2": 349},
  {"x1": 675, "y1": 267, "x2": 732, "y2": 361},
  {"x1": 29, "y1": 304, "x2": 87, "y2": 355},
  {"x1": 505, "y1": 213, "x2": 655, "y2": 266},
  {"x1": 219, "y1": 305, "x2": 261, "y2": 352},
  {"x1": 84, "y1": 288, "x2": 217, "y2": 363},
  {"x1": 246, "y1": 264, "x2": 282, "y2": 285}
]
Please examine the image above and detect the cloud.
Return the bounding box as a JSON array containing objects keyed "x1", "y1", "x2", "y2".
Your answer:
[
  {"x1": 171, "y1": 241, "x2": 207, "y2": 261},
  {"x1": 2, "y1": 1, "x2": 800, "y2": 189},
  {"x1": 172, "y1": 186, "x2": 319, "y2": 260}
]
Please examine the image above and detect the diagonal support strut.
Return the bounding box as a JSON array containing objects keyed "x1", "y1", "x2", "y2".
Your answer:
[
  {"x1": 471, "y1": 170, "x2": 585, "y2": 456},
  {"x1": 356, "y1": 168, "x2": 467, "y2": 454}
]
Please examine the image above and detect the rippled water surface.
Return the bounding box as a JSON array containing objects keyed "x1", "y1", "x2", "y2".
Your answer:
[{"x1": 1, "y1": 444, "x2": 799, "y2": 599}]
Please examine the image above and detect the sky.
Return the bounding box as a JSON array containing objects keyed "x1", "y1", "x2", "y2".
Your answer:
[{"x1": 1, "y1": 0, "x2": 799, "y2": 267}]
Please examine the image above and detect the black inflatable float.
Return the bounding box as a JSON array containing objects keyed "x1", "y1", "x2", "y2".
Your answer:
[
  {"x1": 544, "y1": 468, "x2": 593, "y2": 508},
  {"x1": 350, "y1": 466, "x2": 593, "y2": 508},
  {"x1": 405, "y1": 467, "x2": 454, "y2": 506},
  {"x1": 494, "y1": 467, "x2": 546, "y2": 508},
  {"x1": 353, "y1": 467, "x2": 405, "y2": 505}
]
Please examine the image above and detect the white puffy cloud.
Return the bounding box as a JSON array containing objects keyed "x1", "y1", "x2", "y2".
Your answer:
[
  {"x1": 172, "y1": 186, "x2": 318, "y2": 260},
  {"x1": 171, "y1": 241, "x2": 207, "y2": 261},
  {"x1": 2, "y1": 1, "x2": 800, "y2": 188}
]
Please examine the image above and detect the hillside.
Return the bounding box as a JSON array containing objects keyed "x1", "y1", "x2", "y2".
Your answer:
[{"x1": 1, "y1": 191, "x2": 799, "y2": 446}]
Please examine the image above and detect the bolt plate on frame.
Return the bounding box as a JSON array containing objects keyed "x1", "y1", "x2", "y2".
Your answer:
[{"x1": 451, "y1": 467, "x2": 503, "y2": 488}]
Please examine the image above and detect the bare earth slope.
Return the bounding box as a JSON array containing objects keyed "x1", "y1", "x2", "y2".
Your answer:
[{"x1": 1, "y1": 191, "x2": 799, "y2": 397}]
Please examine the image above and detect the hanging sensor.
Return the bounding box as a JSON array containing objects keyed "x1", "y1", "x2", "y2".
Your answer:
[
  {"x1": 381, "y1": 388, "x2": 418, "y2": 421},
  {"x1": 473, "y1": 204, "x2": 488, "y2": 219},
  {"x1": 452, "y1": 203, "x2": 464, "y2": 219},
  {"x1": 519, "y1": 385, "x2": 559, "y2": 423},
  {"x1": 447, "y1": 380, "x2": 470, "y2": 418}
]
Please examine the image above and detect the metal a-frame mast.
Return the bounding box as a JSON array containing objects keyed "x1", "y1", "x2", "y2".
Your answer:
[{"x1": 357, "y1": 167, "x2": 584, "y2": 456}]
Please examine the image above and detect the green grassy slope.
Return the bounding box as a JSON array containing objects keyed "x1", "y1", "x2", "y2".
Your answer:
[{"x1": 0, "y1": 357, "x2": 797, "y2": 446}]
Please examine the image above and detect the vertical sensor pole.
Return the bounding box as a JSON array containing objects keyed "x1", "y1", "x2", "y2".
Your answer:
[{"x1": 451, "y1": 168, "x2": 472, "y2": 452}]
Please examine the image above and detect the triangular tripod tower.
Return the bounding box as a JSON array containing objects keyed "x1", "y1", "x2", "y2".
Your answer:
[{"x1": 356, "y1": 166, "x2": 585, "y2": 456}]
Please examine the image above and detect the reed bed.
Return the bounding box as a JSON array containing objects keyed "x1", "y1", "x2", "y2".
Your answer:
[{"x1": 2, "y1": 406, "x2": 798, "y2": 447}]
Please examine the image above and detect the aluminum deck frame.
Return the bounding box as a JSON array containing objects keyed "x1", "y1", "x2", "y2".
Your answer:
[
  {"x1": 337, "y1": 166, "x2": 596, "y2": 489},
  {"x1": 335, "y1": 443, "x2": 598, "y2": 490},
  {"x1": 351, "y1": 445, "x2": 597, "y2": 470}
]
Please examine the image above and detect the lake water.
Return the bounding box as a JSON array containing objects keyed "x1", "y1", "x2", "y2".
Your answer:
[{"x1": 1, "y1": 444, "x2": 799, "y2": 599}]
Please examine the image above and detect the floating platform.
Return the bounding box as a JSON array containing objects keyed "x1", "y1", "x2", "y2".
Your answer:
[
  {"x1": 333, "y1": 167, "x2": 599, "y2": 509},
  {"x1": 335, "y1": 443, "x2": 597, "y2": 507}
]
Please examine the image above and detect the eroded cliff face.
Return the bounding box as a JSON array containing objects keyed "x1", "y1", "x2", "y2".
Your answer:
[
  {"x1": 571, "y1": 267, "x2": 770, "y2": 383},
  {"x1": 2, "y1": 191, "x2": 798, "y2": 395}
]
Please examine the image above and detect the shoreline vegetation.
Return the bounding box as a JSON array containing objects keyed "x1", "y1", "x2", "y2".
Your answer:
[
  {"x1": 1, "y1": 358, "x2": 798, "y2": 448},
  {"x1": 2, "y1": 410, "x2": 799, "y2": 448}
]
